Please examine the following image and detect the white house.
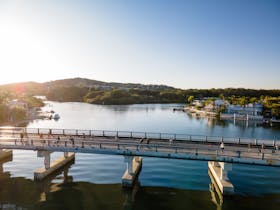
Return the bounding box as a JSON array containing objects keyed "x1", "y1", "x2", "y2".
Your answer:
[{"x1": 225, "y1": 103, "x2": 263, "y2": 116}]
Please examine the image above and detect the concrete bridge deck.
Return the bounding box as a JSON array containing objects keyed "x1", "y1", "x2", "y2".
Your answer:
[{"x1": 0, "y1": 127, "x2": 279, "y2": 166}]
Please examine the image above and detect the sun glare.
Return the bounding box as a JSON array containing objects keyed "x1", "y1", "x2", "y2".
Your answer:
[{"x1": 0, "y1": 15, "x2": 63, "y2": 84}]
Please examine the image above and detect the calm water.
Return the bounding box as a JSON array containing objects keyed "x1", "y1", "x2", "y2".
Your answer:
[{"x1": 1, "y1": 102, "x2": 280, "y2": 210}]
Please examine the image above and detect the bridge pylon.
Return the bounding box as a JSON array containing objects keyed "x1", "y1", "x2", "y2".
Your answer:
[
  {"x1": 122, "y1": 156, "x2": 142, "y2": 187},
  {"x1": 208, "y1": 161, "x2": 234, "y2": 195},
  {"x1": 34, "y1": 150, "x2": 75, "y2": 180}
]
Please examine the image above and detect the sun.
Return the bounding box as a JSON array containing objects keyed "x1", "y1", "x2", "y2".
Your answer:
[{"x1": 0, "y1": 15, "x2": 63, "y2": 84}]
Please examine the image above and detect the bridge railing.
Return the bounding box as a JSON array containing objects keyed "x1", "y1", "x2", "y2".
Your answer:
[
  {"x1": 1, "y1": 137, "x2": 279, "y2": 164},
  {"x1": 0, "y1": 127, "x2": 278, "y2": 147}
]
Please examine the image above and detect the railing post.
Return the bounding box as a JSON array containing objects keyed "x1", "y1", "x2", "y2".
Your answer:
[
  {"x1": 262, "y1": 152, "x2": 264, "y2": 160},
  {"x1": 37, "y1": 128, "x2": 40, "y2": 135},
  {"x1": 155, "y1": 145, "x2": 158, "y2": 152},
  {"x1": 205, "y1": 136, "x2": 207, "y2": 142},
  {"x1": 145, "y1": 132, "x2": 147, "y2": 139},
  {"x1": 117, "y1": 144, "x2": 120, "y2": 150},
  {"x1": 190, "y1": 135, "x2": 192, "y2": 141},
  {"x1": 238, "y1": 138, "x2": 240, "y2": 144},
  {"x1": 174, "y1": 134, "x2": 176, "y2": 140},
  {"x1": 82, "y1": 142, "x2": 84, "y2": 148},
  {"x1": 130, "y1": 132, "x2": 132, "y2": 138},
  {"x1": 89, "y1": 130, "x2": 91, "y2": 136},
  {"x1": 65, "y1": 141, "x2": 67, "y2": 147},
  {"x1": 103, "y1": 131, "x2": 105, "y2": 137},
  {"x1": 76, "y1": 130, "x2": 78, "y2": 135},
  {"x1": 255, "y1": 139, "x2": 257, "y2": 145},
  {"x1": 136, "y1": 145, "x2": 139, "y2": 151},
  {"x1": 195, "y1": 148, "x2": 198, "y2": 155},
  {"x1": 159, "y1": 133, "x2": 161, "y2": 139},
  {"x1": 116, "y1": 131, "x2": 119, "y2": 137},
  {"x1": 216, "y1": 150, "x2": 218, "y2": 156},
  {"x1": 99, "y1": 143, "x2": 102, "y2": 149},
  {"x1": 63, "y1": 129, "x2": 65, "y2": 135}
]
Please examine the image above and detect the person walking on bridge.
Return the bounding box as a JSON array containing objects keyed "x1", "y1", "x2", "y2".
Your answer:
[{"x1": 220, "y1": 142, "x2": 225, "y2": 153}]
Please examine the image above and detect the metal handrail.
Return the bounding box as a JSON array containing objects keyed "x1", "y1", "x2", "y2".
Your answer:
[
  {"x1": 1, "y1": 137, "x2": 279, "y2": 163},
  {"x1": 0, "y1": 126, "x2": 279, "y2": 147}
]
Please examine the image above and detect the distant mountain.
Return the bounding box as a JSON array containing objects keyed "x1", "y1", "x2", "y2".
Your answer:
[{"x1": 43, "y1": 77, "x2": 175, "y2": 91}]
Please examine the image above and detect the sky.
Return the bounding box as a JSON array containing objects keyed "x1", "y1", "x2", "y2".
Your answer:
[{"x1": 0, "y1": 0, "x2": 279, "y2": 89}]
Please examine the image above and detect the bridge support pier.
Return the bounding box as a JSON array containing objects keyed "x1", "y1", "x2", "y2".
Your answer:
[
  {"x1": 0, "y1": 149, "x2": 13, "y2": 161},
  {"x1": 208, "y1": 161, "x2": 234, "y2": 194},
  {"x1": 122, "y1": 156, "x2": 142, "y2": 187},
  {"x1": 34, "y1": 151, "x2": 75, "y2": 180}
]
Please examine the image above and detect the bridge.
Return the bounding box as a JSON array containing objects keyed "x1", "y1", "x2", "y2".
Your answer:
[{"x1": 0, "y1": 127, "x2": 279, "y2": 194}]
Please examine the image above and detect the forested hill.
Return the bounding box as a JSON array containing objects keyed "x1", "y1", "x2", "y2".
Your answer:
[
  {"x1": 43, "y1": 78, "x2": 174, "y2": 90},
  {"x1": 0, "y1": 78, "x2": 280, "y2": 104}
]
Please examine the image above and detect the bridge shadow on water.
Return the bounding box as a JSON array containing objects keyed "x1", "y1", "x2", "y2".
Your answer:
[{"x1": 0, "y1": 157, "x2": 279, "y2": 210}]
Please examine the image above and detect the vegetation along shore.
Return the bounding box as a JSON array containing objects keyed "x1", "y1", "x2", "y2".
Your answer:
[{"x1": 0, "y1": 77, "x2": 279, "y2": 122}]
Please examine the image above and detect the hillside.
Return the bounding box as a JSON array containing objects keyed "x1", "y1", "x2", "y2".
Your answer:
[
  {"x1": 1, "y1": 78, "x2": 280, "y2": 105},
  {"x1": 43, "y1": 78, "x2": 175, "y2": 91}
]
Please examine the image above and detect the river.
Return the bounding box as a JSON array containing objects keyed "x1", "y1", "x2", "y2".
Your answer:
[{"x1": 1, "y1": 102, "x2": 280, "y2": 210}]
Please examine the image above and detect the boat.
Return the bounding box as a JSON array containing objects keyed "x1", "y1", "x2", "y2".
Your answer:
[{"x1": 52, "y1": 113, "x2": 60, "y2": 120}]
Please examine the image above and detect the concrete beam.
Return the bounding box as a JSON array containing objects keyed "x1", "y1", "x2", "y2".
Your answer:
[
  {"x1": 208, "y1": 161, "x2": 234, "y2": 195},
  {"x1": 122, "y1": 156, "x2": 142, "y2": 187},
  {"x1": 34, "y1": 153, "x2": 75, "y2": 180}
]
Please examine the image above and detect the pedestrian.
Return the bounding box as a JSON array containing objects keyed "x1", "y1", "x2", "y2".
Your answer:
[
  {"x1": 57, "y1": 136, "x2": 60, "y2": 144},
  {"x1": 20, "y1": 132, "x2": 23, "y2": 142},
  {"x1": 169, "y1": 138, "x2": 173, "y2": 145},
  {"x1": 70, "y1": 137, "x2": 74, "y2": 145},
  {"x1": 220, "y1": 142, "x2": 224, "y2": 153},
  {"x1": 248, "y1": 143, "x2": 251, "y2": 152},
  {"x1": 261, "y1": 143, "x2": 265, "y2": 151}
]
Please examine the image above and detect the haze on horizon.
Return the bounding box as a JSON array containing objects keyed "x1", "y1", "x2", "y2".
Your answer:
[{"x1": 0, "y1": 0, "x2": 279, "y2": 89}]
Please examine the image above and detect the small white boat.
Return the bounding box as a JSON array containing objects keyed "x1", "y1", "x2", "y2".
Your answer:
[{"x1": 52, "y1": 113, "x2": 60, "y2": 120}]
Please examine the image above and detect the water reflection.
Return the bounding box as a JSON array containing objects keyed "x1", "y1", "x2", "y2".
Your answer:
[
  {"x1": 208, "y1": 170, "x2": 223, "y2": 210},
  {"x1": 0, "y1": 162, "x2": 280, "y2": 210}
]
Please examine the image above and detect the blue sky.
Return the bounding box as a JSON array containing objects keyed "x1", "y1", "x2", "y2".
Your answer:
[{"x1": 0, "y1": 0, "x2": 279, "y2": 89}]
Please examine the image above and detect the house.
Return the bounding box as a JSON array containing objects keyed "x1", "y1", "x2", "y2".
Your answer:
[
  {"x1": 225, "y1": 103, "x2": 263, "y2": 116},
  {"x1": 8, "y1": 99, "x2": 28, "y2": 110}
]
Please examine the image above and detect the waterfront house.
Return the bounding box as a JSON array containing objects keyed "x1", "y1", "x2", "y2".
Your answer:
[
  {"x1": 225, "y1": 103, "x2": 263, "y2": 116},
  {"x1": 221, "y1": 103, "x2": 263, "y2": 120},
  {"x1": 8, "y1": 99, "x2": 28, "y2": 110}
]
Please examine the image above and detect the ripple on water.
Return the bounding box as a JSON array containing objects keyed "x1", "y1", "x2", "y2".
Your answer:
[
  {"x1": 230, "y1": 164, "x2": 280, "y2": 195},
  {"x1": 139, "y1": 157, "x2": 210, "y2": 190}
]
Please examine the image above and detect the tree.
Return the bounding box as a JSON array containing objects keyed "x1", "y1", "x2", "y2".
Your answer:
[
  {"x1": 9, "y1": 107, "x2": 26, "y2": 121},
  {"x1": 239, "y1": 96, "x2": 248, "y2": 107},
  {"x1": 219, "y1": 94, "x2": 225, "y2": 101},
  {"x1": 187, "y1": 96, "x2": 194, "y2": 104},
  {"x1": 249, "y1": 97, "x2": 258, "y2": 104}
]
